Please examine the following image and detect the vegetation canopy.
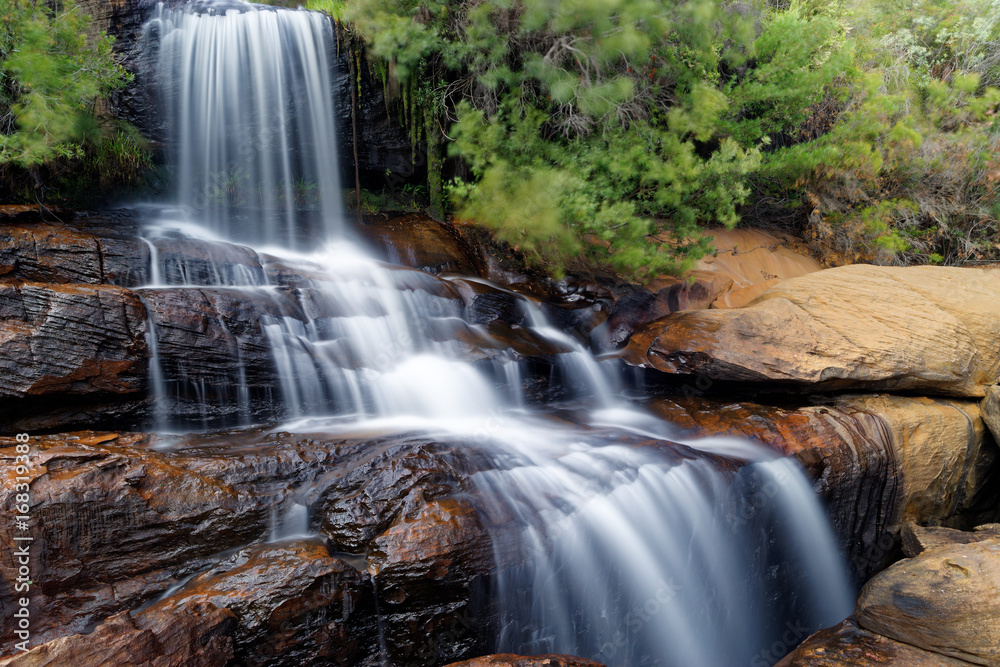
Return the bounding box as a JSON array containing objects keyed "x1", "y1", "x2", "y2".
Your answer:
[
  {"x1": 331, "y1": 0, "x2": 1000, "y2": 277},
  {"x1": 0, "y1": 0, "x2": 149, "y2": 203}
]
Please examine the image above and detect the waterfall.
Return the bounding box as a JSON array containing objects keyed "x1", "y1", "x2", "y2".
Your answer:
[
  {"x1": 138, "y1": 3, "x2": 854, "y2": 664},
  {"x1": 146, "y1": 1, "x2": 343, "y2": 247}
]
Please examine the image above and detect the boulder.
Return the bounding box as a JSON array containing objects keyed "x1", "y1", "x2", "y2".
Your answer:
[
  {"x1": 625, "y1": 265, "x2": 1000, "y2": 397},
  {"x1": 901, "y1": 521, "x2": 1000, "y2": 557},
  {"x1": 982, "y1": 384, "x2": 1000, "y2": 444},
  {"x1": 0, "y1": 602, "x2": 236, "y2": 667},
  {"x1": 358, "y1": 214, "x2": 483, "y2": 276},
  {"x1": 775, "y1": 617, "x2": 974, "y2": 667},
  {"x1": 856, "y1": 538, "x2": 1000, "y2": 665}
]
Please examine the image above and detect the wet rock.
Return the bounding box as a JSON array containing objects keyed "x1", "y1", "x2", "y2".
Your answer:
[
  {"x1": 625, "y1": 265, "x2": 1000, "y2": 397},
  {"x1": 444, "y1": 655, "x2": 607, "y2": 667},
  {"x1": 0, "y1": 283, "x2": 148, "y2": 431},
  {"x1": 0, "y1": 433, "x2": 271, "y2": 651},
  {"x1": 0, "y1": 602, "x2": 236, "y2": 667},
  {"x1": 0, "y1": 223, "x2": 149, "y2": 287},
  {"x1": 359, "y1": 214, "x2": 483, "y2": 276},
  {"x1": 138, "y1": 287, "x2": 293, "y2": 425},
  {"x1": 151, "y1": 540, "x2": 378, "y2": 665},
  {"x1": 152, "y1": 237, "x2": 266, "y2": 286},
  {"x1": 649, "y1": 393, "x2": 995, "y2": 580},
  {"x1": 856, "y1": 538, "x2": 1000, "y2": 665},
  {"x1": 775, "y1": 617, "x2": 974, "y2": 667},
  {"x1": 315, "y1": 438, "x2": 504, "y2": 664}
]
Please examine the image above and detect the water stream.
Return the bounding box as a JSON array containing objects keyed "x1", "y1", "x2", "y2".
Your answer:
[{"x1": 138, "y1": 2, "x2": 854, "y2": 664}]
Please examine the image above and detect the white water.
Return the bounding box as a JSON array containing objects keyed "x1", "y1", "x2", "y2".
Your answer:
[
  {"x1": 146, "y1": 1, "x2": 343, "y2": 247},
  {"x1": 139, "y1": 3, "x2": 854, "y2": 664}
]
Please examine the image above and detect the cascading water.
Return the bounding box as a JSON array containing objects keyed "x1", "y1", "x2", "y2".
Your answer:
[
  {"x1": 137, "y1": 2, "x2": 854, "y2": 664},
  {"x1": 146, "y1": 1, "x2": 343, "y2": 246}
]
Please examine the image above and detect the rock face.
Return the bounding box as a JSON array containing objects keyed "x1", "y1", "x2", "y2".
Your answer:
[
  {"x1": 650, "y1": 393, "x2": 996, "y2": 580},
  {"x1": 625, "y1": 265, "x2": 1000, "y2": 397},
  {"x1": 358, "y1": 214, "x2": 484, "y2": 276},
  {"x1": 0, "y1": 222, "x2": 149, "y2": 286},
  {"x1": 856, "y1": 538, "x2": 1000, "y2": 666},
  {"x1": 0, "y1": 433, "x2": 272, "y2": 651},
  {"x1": 0, "y1": 431, "x2": 509, "y2": 664},
  {"x1": 0, "y1": 283, "x2": 147, "y2": 398},
  {"x1": 150, "y1": 541, "x2": 378, "y2": 666},
  {"x1": 0, "y1": 283, "x2": 149, "y2": 431},
  {"x1": 0, "y1": 602, "x2": 237, "y2": 667}
]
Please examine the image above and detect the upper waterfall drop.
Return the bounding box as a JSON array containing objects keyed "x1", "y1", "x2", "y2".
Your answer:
[{"x1": 145, "y1": 0, "x2": 344, "y2": 247}]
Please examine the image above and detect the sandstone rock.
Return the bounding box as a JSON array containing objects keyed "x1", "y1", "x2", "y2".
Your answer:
[
  {"x1": 0, "y1": 223, "x2": 149, "y2": 286},
  {"x1": 982, "y1": 385, "x2": 1000, "y2": 445},
  {"x1": 775, "y1": 617, "x2": 974, "y2": 667},
  {"x1": 649, "y1": 393, "x2": 994, "y2": 580},
  {"x1": 0, "y1": 602, "x2": 236, "y2": 667},
  {"x1": 0, "y1": 433, "x2": 271, "y2": 651},
  {"x1": 900, "y1": 521, "x2": 1000, "y2": 557},
  {"x1": 151, "y1": 540, "x2": 378, "y2": 665},
  {"x1": 0, "y1": 282, "x2": 147, "y2": 398},
  {"x1": 856, "y1": 539, "x2": 1000, "y2": 665},
  {"x1": 625, "y1": 265, "x2": 1000, "y2": 397},
  {"x1": 444, "y1": 655, "x2": 606, "y2": 667},
  {"x1": 358, "y1": 214, "x2": 483, "y2": 276}
]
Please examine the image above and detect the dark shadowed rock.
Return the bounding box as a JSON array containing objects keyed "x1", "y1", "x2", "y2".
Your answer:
[
  {"x1": 0, "y1": 602, "x2": 236, "y2": 667},
  {"x1": 0, "y1": 282, "x2": 147, "y2": 398},
  {"x1": 151, "y1": 540, "x2": 378, "y2": 666}
]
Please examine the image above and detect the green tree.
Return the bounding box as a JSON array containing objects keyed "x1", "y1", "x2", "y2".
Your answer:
[
  {"x1": 1, "y1": 0, "x2": 132, "y2": 199},
  {"x1": 333, "y1": 0, "x2": 845, "y2": 278}
]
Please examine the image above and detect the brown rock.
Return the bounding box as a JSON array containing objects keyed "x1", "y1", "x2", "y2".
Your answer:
[
  {"x1": 0, "y1": 433, "x2": 271, "y2": 651},
  {"x1": 150, "y1": 540, "x2": 377, "y2": 665},
  {"x1": 775, "y1": 617, "x2": 974, "y2": 666},
  {"x1": 856, "y1": 538, "x2": 1000, "y2": 665},
  {"x1": 624, "y1": 265, "x2": 1000, "y2": 397},
  {"x1": 982, "y1": 385, "x2": 1000, "y2": 445},
  {"x1": 0, "y1": 602, "x2": 236, "y2": 667},
  {"x1": 359, "y1": 214, "x2": 483, "y2": 275},
  {"x1": 648, "y1": 393, "x2": 994, "y2": 580},
  {"x1": 900, "y1": 521, "x2": 998, "y2": 557},
  {"x1": 0, "y1": 223, "x2": 149, "y2": 286},
  {"x1": 0, "y1": 282, "x2": 147, "y2": 398},
  {"x1": 444, "y1": 655, "x2": 606, "y2": 667}
]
